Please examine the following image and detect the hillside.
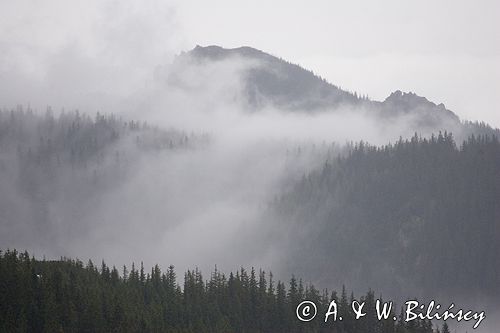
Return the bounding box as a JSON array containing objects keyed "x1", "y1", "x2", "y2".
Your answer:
[{"x1": 270, "y1": 133, "x2": 500, "y2": 301}]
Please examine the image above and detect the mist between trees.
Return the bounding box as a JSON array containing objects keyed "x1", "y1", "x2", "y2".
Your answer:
[{"x1": 0, "y1": 106, "x2": 498, "y2": 332}]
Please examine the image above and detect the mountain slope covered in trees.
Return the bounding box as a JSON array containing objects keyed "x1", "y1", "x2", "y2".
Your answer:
[
  {"x1": 0, "y1": 107, "x2": 207, "y2": 251},
  {"x1": 271, "y1": 133, "x2": 500, "y2": 301}
]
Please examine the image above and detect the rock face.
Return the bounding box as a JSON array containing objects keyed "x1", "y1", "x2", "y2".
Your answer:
[
  {"x1": 379, "y1": 90, "x2": 460, "y2": 128},
  {"x1": 381, "y1": 90, "x2": 457, "y2": 118}
]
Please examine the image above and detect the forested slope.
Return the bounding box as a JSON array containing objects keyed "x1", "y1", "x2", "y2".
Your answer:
[
  {"x1": 0, "y1": 107, "x2": 207, "y2": 250},
  {"x1": 273, "y1": 133, "x2": 500, "y2": 300}
]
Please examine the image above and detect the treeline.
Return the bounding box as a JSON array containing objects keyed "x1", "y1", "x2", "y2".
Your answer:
[
  {"x1": 0, "y1": 106, "x2": 205, "y2": 168},
  {"x1": 273, "y1": 132, "x2": 500, "y2": 300},
  {"x1": 0, "y1": 249, "x2": 450, "y2": 333},
  {"x1": 0, "y1": 106, "x2": 206, "y2": 195},
  {"x1": 461, "y1": 120, "x2": 500, "y2": 141}
]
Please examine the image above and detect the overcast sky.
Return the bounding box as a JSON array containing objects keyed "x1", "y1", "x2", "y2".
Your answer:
[{"x1": 1, "y1": 0, "x2": 499, "y2": 126}]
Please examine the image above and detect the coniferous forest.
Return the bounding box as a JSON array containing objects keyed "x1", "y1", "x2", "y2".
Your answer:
[
  {"x1": 272, "y1": 132, "x2": 500, "y2": 301},
  {"x1": 1, "y1": 249, "x2": 446, "y2": 333}
]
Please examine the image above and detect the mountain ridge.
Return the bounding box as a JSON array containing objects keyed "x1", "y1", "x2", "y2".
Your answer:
[{"x1": 182, "y1": 45, "x2": 459, "y2": 123}]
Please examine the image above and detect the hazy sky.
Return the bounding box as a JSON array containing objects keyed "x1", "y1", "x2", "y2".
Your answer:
[{"x1": 1, "y1": 0, "x2": 499, "y2": 126}]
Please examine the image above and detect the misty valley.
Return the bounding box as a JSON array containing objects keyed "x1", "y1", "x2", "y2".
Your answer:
[{"x1": 1, "y1": 45, "x2": 499, "y2": 333}]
